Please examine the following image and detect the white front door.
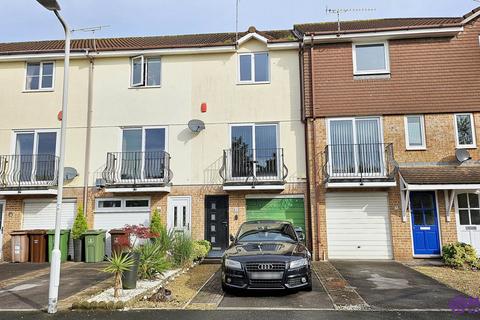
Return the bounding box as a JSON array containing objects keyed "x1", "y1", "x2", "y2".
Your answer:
[
  {"x1": 456, "y1": 193, "x2": 480, "y2": 256},
  {"x1": 0, "y1": 201, "x2": 5, "y2": 260},
  {"x1": 167, "y1": 196, "x2": 192, "y2": 235}
]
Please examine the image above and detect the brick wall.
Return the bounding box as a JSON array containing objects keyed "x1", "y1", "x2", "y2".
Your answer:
[
  {"x1": 303, "y1": 18, "x2": 480, "y2": 118},
  {"x1": 308, "y1": 115, "x2": 467, "y2": 261}
]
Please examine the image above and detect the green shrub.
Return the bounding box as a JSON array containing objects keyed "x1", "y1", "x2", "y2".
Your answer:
[
  {"x1": 192, "y1": 242, "x2": 208, "y2": 261},
  {"x1": 150, "y1": 209, "x2": 162, "y2": 237},
  {"x1": 172, "y1": 232, "x2": 194, "y2": 268},
  {"x1": 71, "y1": 206, "x2": 88, "y2": 240},
  {"x1": 196, "y1": 240, "x2": 211, "y2": 252},
  {"x1": 442, "y1": 242, "x2": 479, "y2": 270},
  {"x1": 135, "y1": 241, "x2": 171, "y2": 280},
  {"x1": 154, "y1": 223, "x2": 174, "y2": 255}
]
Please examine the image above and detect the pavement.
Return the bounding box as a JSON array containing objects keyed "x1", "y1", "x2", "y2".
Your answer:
[
  {"x1": 0, "y1": 310, "x2": 478, "y2": 320},
  {"x1": 0, "y1": 263, "x2": 110, "y2": 311},
  {"x1": 331, "y1": 260, "x2": 467, "y2": 310}
]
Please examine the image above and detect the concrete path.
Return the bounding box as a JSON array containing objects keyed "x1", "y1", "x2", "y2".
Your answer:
[
  {"x1": 0, "y1": 263, "x2": 110, "y2": 310},
  {"x1": 331, "y1": 260, "x2": 467, "y2": 310}
]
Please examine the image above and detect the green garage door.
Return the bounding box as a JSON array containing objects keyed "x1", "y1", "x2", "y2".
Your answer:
[{"x1": 246, "y1": 198, "x2": 306, "y2": 234}]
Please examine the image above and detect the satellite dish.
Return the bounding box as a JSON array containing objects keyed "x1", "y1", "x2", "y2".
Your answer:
[
  {"x1": 188, "y1": 119, "x2": 205, "y2": 133},
  {"x1": 455, "y1": 149, "x2": 471, "y2": 163},
  {"x1": 64, "y1": 167, "x2": 78, "y2": 181}
]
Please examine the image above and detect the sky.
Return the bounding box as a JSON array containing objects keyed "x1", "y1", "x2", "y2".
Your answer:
[{"x1": 0, "y1": 0, "x2": 478, "y2": 43}]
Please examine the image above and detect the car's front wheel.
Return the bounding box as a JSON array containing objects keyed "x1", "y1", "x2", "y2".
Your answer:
[
  {"x1": 222, "y1": 282, "x2": 232, "y2": 294},
  {"x1": 304, "y1": 278, "x2": 313, "y2": 292}
]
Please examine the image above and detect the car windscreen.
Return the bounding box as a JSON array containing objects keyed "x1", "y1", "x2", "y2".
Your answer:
[{"x1": 237, "y1": 223, "x2": 297, "y2": 243}]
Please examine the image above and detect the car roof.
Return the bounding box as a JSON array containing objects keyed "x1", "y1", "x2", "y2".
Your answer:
[{"x1": 241, "y1": 220, "x2": 292, "y2": 225}]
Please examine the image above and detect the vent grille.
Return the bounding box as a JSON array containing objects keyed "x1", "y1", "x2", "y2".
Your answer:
[{"x1": 245, "y1": 262, "x2": 286, "y2": 272}]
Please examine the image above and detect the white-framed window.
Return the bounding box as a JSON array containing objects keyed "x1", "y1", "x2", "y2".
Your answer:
[
  {"x1": 25, "y1": 61, "x2": 55, "y2": 91},
  {"x1": 13, "y1": 129, "x2": 59, "y2": 182},
  {"x1": 95, "y1": 197, "x2": 150, "y2": 212},
  {"x1": 229, "y1": 123, "x2": 279, "y2": 178},
  {"x1": 457, "y1": 193, "x2": 480, "y2": 226},
  {"x1": 454, "y1": 113, "x2": 476, "y2": 149},
  {"x1": 121, "y1": 127, "x2": 168, "y2": 180},
  {"x1": 130, "y1": 56, "x2": 161, "y2": 87},
  {"x1": 404, "y1": 115, "x2": 426, "y2": 150},
  {"x1": 238, "y1": 52, "x2": 270, "y2": 84},
  {"x1": 352, "y1": 42, "x2": 390, "y2": 75}
]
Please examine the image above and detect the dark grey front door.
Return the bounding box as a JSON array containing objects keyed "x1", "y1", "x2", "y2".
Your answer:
[{"x1": 205, "y1": 196, "x2": 229, "y2": 250}]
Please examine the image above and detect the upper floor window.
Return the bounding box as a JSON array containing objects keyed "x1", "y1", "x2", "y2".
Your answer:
[
  {"x1": 454, "y1": 113, "x2": 476, "y2": 149},
  {"x1": 404, "y1": 115, "x2": 426, "y2": 150},
  {"x1": 25, "y1": 62, "x2": 54, "y2": 91},
  {"x1": 131, "y1": 56, "x2": 161, "y2": 87},
  {"x1": 238, "y1": 52, "x2": 270, "y2": 84},
  {"x1": 352, "y1": 42, "x2": 390, "y2": 75}
]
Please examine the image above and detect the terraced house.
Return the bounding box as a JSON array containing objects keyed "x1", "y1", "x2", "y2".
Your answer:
[
  {"x1": 298, "y1": 7, "x2": 480, "y2": 260},
  {"x1": 0, "y1": 28, "x2": 307, "y2": 260}
]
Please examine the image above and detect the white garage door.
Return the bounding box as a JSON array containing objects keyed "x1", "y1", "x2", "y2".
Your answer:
[
  {"x1": 94, "y1": 198, "x2": 151, "y2": 256},
  {"x1": 23, "y1": 200, "x2": 76, "y2": 230},
  {"x1": 23, "y1": 199, "x2": 76, "y2": 259},
  {"x1": 326, "y1": 192, "x2": 393, "y2": 259}
]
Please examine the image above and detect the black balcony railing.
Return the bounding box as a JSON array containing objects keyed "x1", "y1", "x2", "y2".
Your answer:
[
  {"x1": 323, "y1": 143, "x2": 397, "y2": 183},
  {"x1": 102, "y1": 151, "x2": 172, "y2": 187},
  {"x1": 219, "y1": 148, "x2": 288, "y2": 185},
  {"x1": 0, "y1": 154, "x2": 59, "y2": 190}
]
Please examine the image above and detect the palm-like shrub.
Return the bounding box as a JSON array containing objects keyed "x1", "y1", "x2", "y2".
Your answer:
[
  {"x1": 136, "y1": 241, "x2": 171, "y2": 280},
  {"x1": 104, "y1": 252, "x2": 135, "y2": 298}
]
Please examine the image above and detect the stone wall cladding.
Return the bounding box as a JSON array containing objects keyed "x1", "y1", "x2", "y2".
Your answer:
[{"x1": 308, "y1": 115, "x2": 469, "y2": 261}]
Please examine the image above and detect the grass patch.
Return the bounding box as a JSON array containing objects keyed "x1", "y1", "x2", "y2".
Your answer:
[
  {"x1": 133, "y1": 264, "x2": 219, "y2": 309},
  {"x1": 414, "y1": 266, "x2": 480, "y2": 298}
]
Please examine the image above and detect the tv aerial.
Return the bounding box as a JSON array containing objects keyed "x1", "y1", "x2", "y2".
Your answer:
[
  {"x1": 326, "y1": 6, "x2": 376, "y2": 33},
  {"x1": 72, "y1": 25, "x2": 110, "y2": 52}
]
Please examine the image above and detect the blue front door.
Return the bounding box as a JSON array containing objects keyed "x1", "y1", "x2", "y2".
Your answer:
[{"x1": 410, "y1": 191, "x2": 441, "y2": 255}]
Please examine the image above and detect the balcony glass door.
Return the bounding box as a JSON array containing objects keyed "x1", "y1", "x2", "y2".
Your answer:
[
  {"x1": 329, "y1": 118, "x2": 382, "y2": 177},
  {"x1": 15, "y1": 132, "x2": 57, "y2": 183},
  {"x1": 121, "y1": 128, "x2": 166, "y2": 181},
  {"x1": 231, "y1": 124, "x2": 278, "y2": 179}
]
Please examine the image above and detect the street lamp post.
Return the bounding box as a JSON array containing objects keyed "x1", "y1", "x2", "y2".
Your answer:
[{"x1": 36, "y1": 0, "x2": 70, "y2": 314}]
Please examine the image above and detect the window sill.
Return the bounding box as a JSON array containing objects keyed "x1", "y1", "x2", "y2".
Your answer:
[
  {"x1": 456, "y1": 145, "x2": 477, "y2": 150},
  {"x1": 22, "y1": 89, "x2": 54, "y2": 93},
  {"x1": 129, "y1": 85, "x2": 162, "y2": 89},
  {"x1": 236, "y1": 81, "x2": 271, "y2": 86},
  {"x1": 406, "y1": 147, "x2": 427, "y2": 151},
  {"x1": 354, "y1": 73, "x2": 390, "y2": 80}
]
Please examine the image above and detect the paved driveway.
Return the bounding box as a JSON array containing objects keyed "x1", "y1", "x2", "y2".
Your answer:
[
  {"x1": 0, "y1": 263, "x2": 110, "y2": 310},
  {"x1": 331, "y1": 260, "x2": 467, "y2": 310}
]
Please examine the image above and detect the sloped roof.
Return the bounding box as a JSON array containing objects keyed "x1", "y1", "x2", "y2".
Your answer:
[
  {"x1": 294, "y1": 17, "x2": 463, "y2": 36},
  {"x1": 400, "y1": 166, "x2": 480, "y2": 185},
  {"x1": 0, "y1": 29, "x2": 296, "y2": 55}
]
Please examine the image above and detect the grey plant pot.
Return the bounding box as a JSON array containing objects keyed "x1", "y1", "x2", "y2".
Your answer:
[{"x1": 121, "y1": 251, "x2": 140, "y2": 289}]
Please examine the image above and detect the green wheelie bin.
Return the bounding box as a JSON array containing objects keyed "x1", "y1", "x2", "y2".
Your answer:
[
  {"x1": 47, "y1": 229, "x2": 70, "y2": 262},
  {"x1": 84, "y1": 230, "x2": 106, "y2": 263}
]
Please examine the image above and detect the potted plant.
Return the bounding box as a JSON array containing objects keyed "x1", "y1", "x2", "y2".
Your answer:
[
  {"x1": 71, "y1": 206, "x2": 88, "y2": 262},
  {"x1": 117, "y1": 225, "x2": 159, "y2": 289},
  {"x1": 103, "y1": 252, "x2": 134, "y2": 299}
]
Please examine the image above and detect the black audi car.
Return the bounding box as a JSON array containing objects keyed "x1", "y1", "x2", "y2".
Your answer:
[{"x1": 221, "y1": 220, "x2": 312, "y2": 292}]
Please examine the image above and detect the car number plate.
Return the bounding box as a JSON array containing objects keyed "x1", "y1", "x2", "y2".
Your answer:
[{"x1": 249, "y1": 272, "x2": 283, "y2": 280}]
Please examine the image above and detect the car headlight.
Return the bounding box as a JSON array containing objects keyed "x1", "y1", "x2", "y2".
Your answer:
[
  {"x1": 225, "y1": 259, "x2": 242, "y2": 270},
  {"x1": 289, "y1": 258, "x2": 308, "y2": 269}
]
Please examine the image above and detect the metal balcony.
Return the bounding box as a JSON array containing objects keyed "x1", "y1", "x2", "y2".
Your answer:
[
  {"x1": 323, "y1": 143, "x2": 397, "y2": 187},
  {"x1": 219, "y1": 148, "x2": 288, "y2": 190},
  {"x1": 0, "y1": 154, "x2": 59, "y2": 192},
  {"x1": 101, "y1": 151, "x2": 173, "y2": 189}
]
